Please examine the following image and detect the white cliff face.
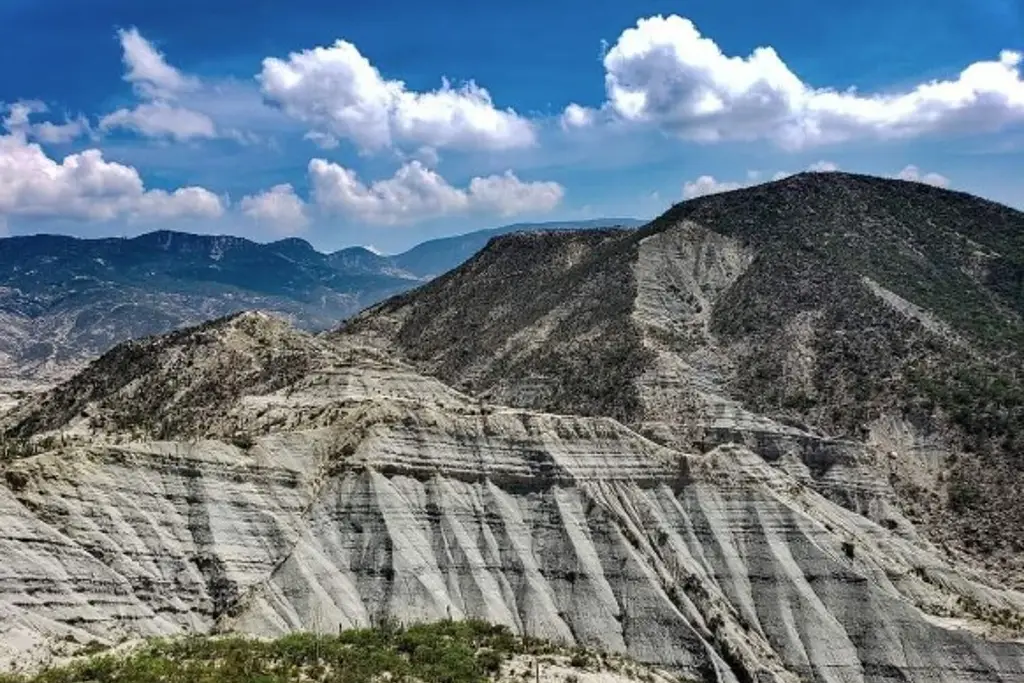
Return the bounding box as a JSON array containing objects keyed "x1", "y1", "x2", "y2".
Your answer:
[{"x1": 1, "y1": 337, "x2": 1023, "y2": 682}]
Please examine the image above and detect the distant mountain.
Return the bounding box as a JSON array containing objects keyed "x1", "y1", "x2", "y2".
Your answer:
[
  {"x1": 388, "y1": 218, "x2": 646, "y2": 278},
  {"x1": 0, "y1": 218, "x2": 640, "y2": 383},
  {"x1": 0, "y1": 229, "x2": 415, "y2": 383}
]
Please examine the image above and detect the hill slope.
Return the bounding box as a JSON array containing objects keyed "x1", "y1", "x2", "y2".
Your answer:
[
  {"x1": 390, "y1": 218, "x2": 646, "y2": 279},
  {"x1": 0, "y1": 219, "x2": 638, "y2": 385},
  {"x1": 3, "y1": 179, "x2": 1024, "y2": 682},
  {"x1": 2, "y1": 311, "x2": 1024, "y2": 683},
  {"x1": 340, "y1": 172, "x2": 1024, "y2": 584}
]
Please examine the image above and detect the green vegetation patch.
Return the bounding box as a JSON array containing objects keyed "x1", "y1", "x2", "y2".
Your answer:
[{"x1": 0, "y1": 621, "x2": 569, "y2": 683}]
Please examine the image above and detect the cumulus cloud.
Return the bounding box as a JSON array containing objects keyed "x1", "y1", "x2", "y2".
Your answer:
[
  {"x1": 99, "y1": 28, "x2": 216, "y2": 141},
  {"x1": 467, "y1": 171, "x2": 565, "y2": 216},
  {"x1": 600, "y1": 15, "x2": 1024, "y2": 148},
  {"x1": 100, "y1": 102, "x2": 216, "y2": 141},
  {"x1": 133, "y1": 187, "x2": 226, "y2": 220},
  {"x1": 259, "y1": 40, "x2": 535, "y2": 153},
  {"x1": 240, "y1": 183, "x2": 310, "y2": 234},
  {"x1": 896, "y1": 165, "x2": 950, "y2": 187},
  {"x1": 561, "y1": 103, "x2": 596, "y2": 129},
  {"x1": 309, "y1": 159, "x2": 563, "y2": 224},
  {"x1": 682, "y1": 175, "x2": 743, "y2": 199},
  {"x1": 3, "y1": 100, "x2": 88, "y2": 144},
  {"x1": 0, "y1": 131, "x2": 224, "y2": 223},
  {"x1": 807, "y1": 160, "x2": 840, "y2": 172}
]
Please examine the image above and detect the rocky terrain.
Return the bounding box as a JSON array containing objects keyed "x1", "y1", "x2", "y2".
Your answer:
[
  {"x1": 1, "y1": 173, "x2": 1023, "y2": 682},
  {"x1": 0, "y1": 231, "x2": 413, "y2": 386},
  {"x1": 0, "y1": 219, "x2": 639, "y2": 387},
  {"x1": 342, "y1": 172, "x2": 1024, "y2": 586}
]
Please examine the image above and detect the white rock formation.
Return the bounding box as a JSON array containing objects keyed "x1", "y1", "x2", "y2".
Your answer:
[{"x1": 1, "y1": 331, "x2": 1023, "y2": 682}]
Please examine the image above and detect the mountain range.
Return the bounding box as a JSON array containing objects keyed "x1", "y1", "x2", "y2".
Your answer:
[
  {"x1": 0, "y1": 218, "x2": 642, "y2": 385},
  {"x1": 1, "y1": 172, "x2": 1023, "y2": 682}
]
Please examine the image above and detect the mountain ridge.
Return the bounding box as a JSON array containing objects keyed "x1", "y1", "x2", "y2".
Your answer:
[
  {"x1": 339, "y1": 171, "x2": 1024, "y2": 585},
  {"x1": 0, "y1": 218, "x2": 639, "y2": 385}
]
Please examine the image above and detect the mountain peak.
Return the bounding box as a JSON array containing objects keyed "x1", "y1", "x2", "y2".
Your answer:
[{"x1": 342, "y1": 173, "x2": 1024, "y2": 586}]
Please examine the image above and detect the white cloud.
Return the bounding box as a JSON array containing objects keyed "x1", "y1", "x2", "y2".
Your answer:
[
  {"x1": 100, "y1": 102, "x2": 216, "y2": 141},
  {"x1": 309, "y1": 159, "x2": 563, "y2": 224},
  {"x1": 3, "y1": 101, "x2": 88, "y2": 144},
  {"x1": 682, "y1": 175, "x2": 743, "y2": 199},
  {"x1": 133, "y1": 187, "x2": 226, "y2": 220},
  {"x1": 807, "y1": 160, "x2": 839, "y2": 172},
  {"x1": 240, "y1": 183, "x2": 310, "y2": 234},
  {"x1": 259, "y1": 40, "x2": 535, "y2": 153},
  {"x1": 100, "y1": 28, "x2": 217, "y2": 141},
  {"x1": 117, "y1": 27, "x2": 196, "y2": 99},
  {"x1": 303, "y1": 131, "x2": 341, "y2": 149},
  {"x1": 467, "y1": 171, "x2": 564, "y2": 216},
  {"x1": 896, "y1": 165, "x2": 950, "y2": 187},
  {"x1": 600, "y1": 15, "x2": 1024, "y2": 148},
  {"x1": 561, "y1": 103, "x2": 596, "y2": 129},
  {"x1": 0, "y1": 131, "x2": 224, "y2": 223}
]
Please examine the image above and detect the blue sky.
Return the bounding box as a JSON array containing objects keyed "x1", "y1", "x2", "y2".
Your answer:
[{"x1": 1, "y1": 0, "x2": 1023, "y2": 253}]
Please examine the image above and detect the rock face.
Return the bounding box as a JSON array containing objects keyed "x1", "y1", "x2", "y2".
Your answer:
[
  {"x1": 2, "y1": 174, "x2": 1024, "y2": 681},
  {"x1": 1, "y1": 308, "x2": 1023, "y2": 682},
  {"x1": 342, "y1": 172, "x2": 1024, "y2": 587}
]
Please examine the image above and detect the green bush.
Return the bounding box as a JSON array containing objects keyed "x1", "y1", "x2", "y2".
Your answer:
[{"x1": 3, "y1": 622, "x2": 536, "y2": 683}]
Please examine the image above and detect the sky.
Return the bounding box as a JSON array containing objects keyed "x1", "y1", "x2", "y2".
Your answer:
[{"x1": 1, "y1": 0, "x2": 1023, "y2": 253}]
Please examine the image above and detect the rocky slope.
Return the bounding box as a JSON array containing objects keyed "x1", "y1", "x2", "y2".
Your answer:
[
  {"x1": 1, "y1": 309, "x2": 1023, "y2": 682},
  {"x1": 340, "y1": 172, "x2": 1024, "y2": 586}
]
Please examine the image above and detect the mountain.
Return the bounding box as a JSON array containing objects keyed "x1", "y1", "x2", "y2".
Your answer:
[
  {"x1": 341, "y1": 171, "x2": 1024, "y2": 585},
  {"x1": 0, "y1": 219, "x2": 638, "y2": 385},
  {"x1": 388, "y1": 218, "x2": 646, "y2": 279},
  {"x1": 1, "y1": 174, "x2": 1023, "y2": 682},
  {"x1": 0, "y1": 230, "x2": 413, "y2": 385}
]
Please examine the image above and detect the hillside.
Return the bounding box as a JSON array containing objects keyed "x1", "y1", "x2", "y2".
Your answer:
[
  {"x1": 0, "y1": 231, "x2": 413, "y2": 385},
  {"x1": 1, "y1": 259, "x2": 1024, "y2": 682},
  {"x1": 0, "y1": 219, "x2": 638, "y2": 386},
  {"x1": 340, "y1": 172, "x2": 1024, "y2": 585},
  {"x1": 390, "y1": 218, "x2": 646, "y2": 279}
]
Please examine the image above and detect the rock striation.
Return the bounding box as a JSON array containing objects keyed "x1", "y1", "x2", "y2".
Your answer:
[
  {"x1": 0, "y1": 308, "x2": 1022, "y2": 682},
  {"x1": 341, "y1": 172, "x2": 1024, "y2": 587}
]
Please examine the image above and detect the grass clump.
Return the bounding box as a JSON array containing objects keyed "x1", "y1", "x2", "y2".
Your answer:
[{"x1": 0, "y1": 621, "x2": 566, "y2": 683}]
